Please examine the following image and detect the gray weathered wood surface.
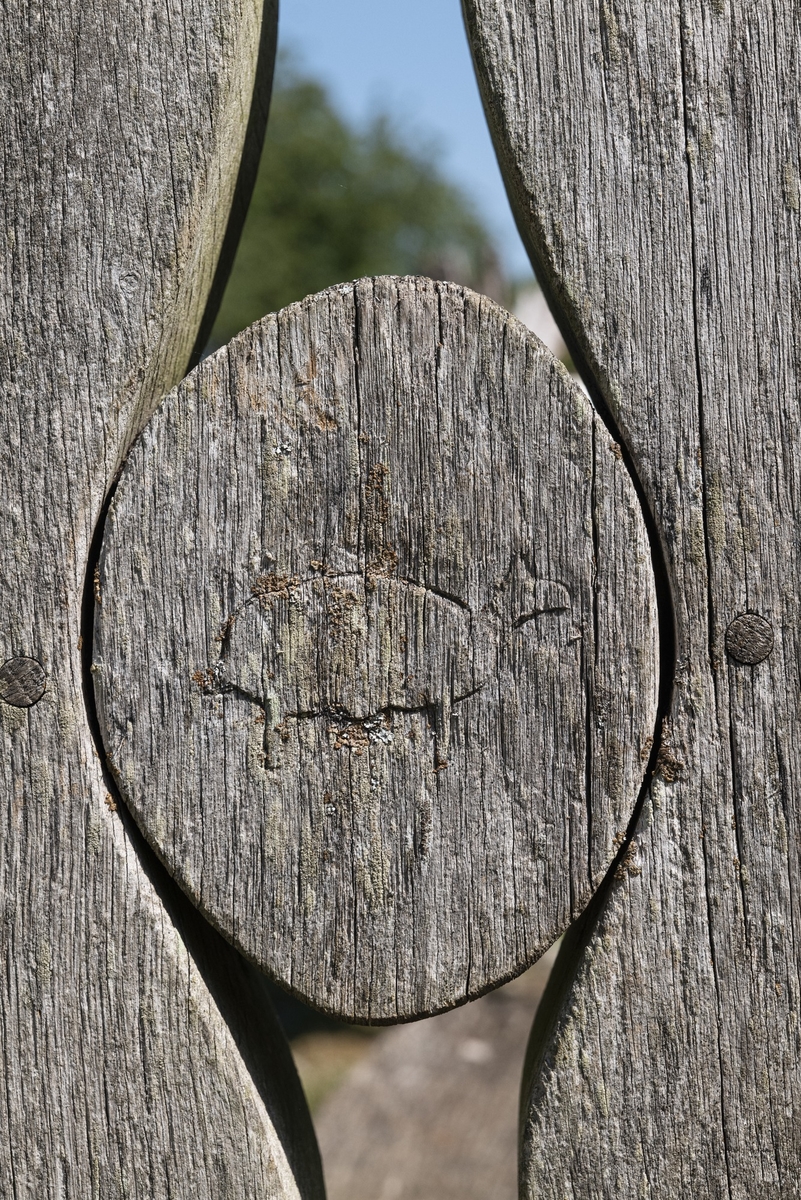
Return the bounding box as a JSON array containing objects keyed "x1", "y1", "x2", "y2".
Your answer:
[
  {"x1": 464, "y1": 0, "x2": 801, "y2": 1193},
  {"x1": 0, "y1": 0, "x2": 323, "y2": 1194},
  {"x1": 94, "y1": 275, "x2": 658, "y2": 1022}
]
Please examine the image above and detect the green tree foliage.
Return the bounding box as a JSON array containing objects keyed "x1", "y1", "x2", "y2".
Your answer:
[{"x1": 210, "y1": 56, "x2": 504, "y2": 345}]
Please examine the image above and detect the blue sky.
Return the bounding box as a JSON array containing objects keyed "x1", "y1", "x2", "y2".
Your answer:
[{"x1": 276, "y1": 0, "x2": 534, "y2": 281}]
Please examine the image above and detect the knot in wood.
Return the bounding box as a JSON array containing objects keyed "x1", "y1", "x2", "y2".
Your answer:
[
  {"x1": 0, "y1": 656, "x2": 46, "y2": 707},
  {"x1": 725, "y1": 613, "x2": 774, "y2": 665}
]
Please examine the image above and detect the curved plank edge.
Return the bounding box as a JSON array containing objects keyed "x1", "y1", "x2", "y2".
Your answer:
[
  {"x1": 0, "y1": 0, "x2": 323, "y2": 1193},
  {"x1": 188, "y1": 0, "x2": 279, "y2": 367},
  {"x1": 119, "y1": 791, "x2": 325, "y2": 1200}
]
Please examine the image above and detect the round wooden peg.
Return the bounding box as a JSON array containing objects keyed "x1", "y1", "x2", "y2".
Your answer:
[
  {"x1": 0, "y1": 657, "x2": 46, "y2": 707},
  {"x1": 725, "y1": 613, "x2": 774, "y2": 665}
]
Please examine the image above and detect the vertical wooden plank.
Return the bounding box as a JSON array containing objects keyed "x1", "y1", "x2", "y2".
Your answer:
[
  {"x1": 0, "y1": 0, "x2": 322, "y2": 1194},
  {"x1": 465, "y1": 0, "x2": 801, "y2": 1193}
]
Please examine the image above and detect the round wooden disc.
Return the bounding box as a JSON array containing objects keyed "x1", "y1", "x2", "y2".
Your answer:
[{"x1": 94, "y1": 277, "x2": 658, "y2": 1021}]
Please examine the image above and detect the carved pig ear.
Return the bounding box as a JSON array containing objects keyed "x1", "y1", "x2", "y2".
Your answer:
[{"x1": 93, "y1": 275, "x2": 658, "y2": 1023}]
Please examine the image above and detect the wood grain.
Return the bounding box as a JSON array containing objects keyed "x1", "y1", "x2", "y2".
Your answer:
[
  {"x1": 0, "y1": 0, "x2": 322, "y2": 1194},
  {"x1": 464, "y1": 0, "x2": 801, "y2": 1193},
  {"x1": 94, "y1": 275, "x2": 658, "y2": 1022}
]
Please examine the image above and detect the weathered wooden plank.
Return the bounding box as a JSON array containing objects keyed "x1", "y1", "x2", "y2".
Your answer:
[
  {"x1": 94, "y1": 275, "x2": 658, "y2": 1022},
  {"x1": 0, "y1": 0, "x2": 323, "y2": 1194},
  {"x1": 464, "y1": 0, "x2": 801, "y2": 1193}
]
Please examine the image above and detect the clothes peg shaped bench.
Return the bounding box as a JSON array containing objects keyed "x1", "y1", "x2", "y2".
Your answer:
[{"x1": 3, "y1": 0, "x2": 797, "y2": 1196}]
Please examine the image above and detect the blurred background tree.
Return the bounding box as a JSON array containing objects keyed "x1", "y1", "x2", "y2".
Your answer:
[{"x1": 209, "y1": 54, "x2": 507, "y2": 347}]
